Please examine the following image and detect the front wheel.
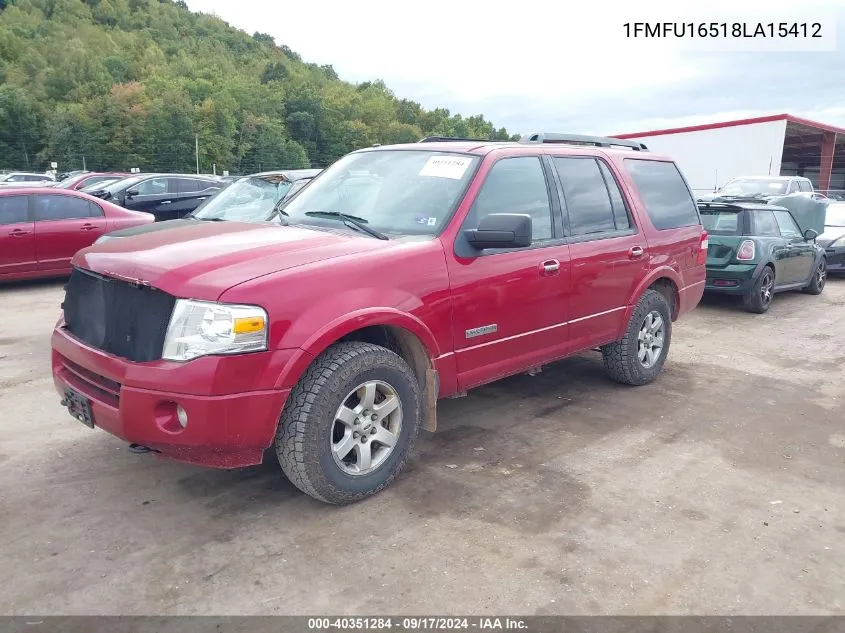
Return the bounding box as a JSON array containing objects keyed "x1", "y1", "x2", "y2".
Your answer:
[
  {"x1": 602, "y1": 289, "x2": 672, "y2": 386},
  {"x1": 275, "y1": 342, "x2": 421, "y2": 505},
  {"x1": 802, "y1": 259, "x2": 826, "y2": 295}
]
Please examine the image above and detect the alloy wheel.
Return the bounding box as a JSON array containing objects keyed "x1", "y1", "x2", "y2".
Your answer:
[{"x1": 637, "y1": 310, "x2": 665, "y2": 369}]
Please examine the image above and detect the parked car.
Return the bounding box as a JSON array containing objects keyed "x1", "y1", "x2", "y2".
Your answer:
[
  {"x1": 0, "y1": 172, "x2": 55, "y2": 188},
  {"x1": 0, "y1": 188, "x2": 154, "y2": 282},
  {"x1": 817, "y1": 202, "x2": 845, "y2": 273},
  {"x1": 54, "y1": 172, "x2": 130, "y2": 191},
  {"x1": 94, "y1": 169, "x2": 321, "y2": 243},
  {"x1": 51, "y1": 134, "x2": 708, "y2": 504},
  {"x1": 698, "y1": 176, "x2": 818, "y2": 202},
  {"x1": 700, "y1": 200, "x2": 826, "y2": 312},
  {"x1": 86, "y1": 173, "x2": 223, "y2": 221},
  {"x1": 79, "y1": 178, "x2": 123, "y2": 193}
]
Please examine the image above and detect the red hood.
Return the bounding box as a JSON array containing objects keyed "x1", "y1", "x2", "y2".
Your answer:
[{"x1": 73, "y1": 221, "x2": 391, "y2": 299}]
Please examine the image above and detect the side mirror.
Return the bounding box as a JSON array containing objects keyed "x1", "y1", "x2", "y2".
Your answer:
[
  {"x1": 126, "y1": 187, "x2": 140, "y2": 197},
  {"x1": 464, "y1": 213, "x2": 532, "y2": 250},
  {"x1": 803, "y1": 228, "x2": 819, "y2": 241}
]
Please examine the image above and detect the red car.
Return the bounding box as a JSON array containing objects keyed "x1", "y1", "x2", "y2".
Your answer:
[
  {"x1": 0, "y1": 188, "x2": 154, "y2": 282},
  {"x1": 54, "y1": 172, "x2": 130, "y2": 191},
  {"x1": 51, "y1": 134, "x2": 707, "y2": 504}
]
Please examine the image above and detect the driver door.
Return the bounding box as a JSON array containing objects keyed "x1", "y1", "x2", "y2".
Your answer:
[
  {"x1": 445, "y1": 155, "x2": 572, "y2": 391},
  {"x1": 772, "y1": 209, "x2": 814, "y2": 283}
]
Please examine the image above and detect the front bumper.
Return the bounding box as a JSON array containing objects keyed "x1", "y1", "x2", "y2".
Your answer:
[
  {"x1": 704, "y1": 263, "x2": 757, "y2": 295},
  {"x1": 823, "y1": 245, "x2": 845, "y2": 271},
  {"x1": 51, "y1": 326, "x2": 294, "y2": 468}
]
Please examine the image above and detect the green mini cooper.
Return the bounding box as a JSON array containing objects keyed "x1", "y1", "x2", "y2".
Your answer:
[{"x1": 701, "y1": 201, "x2": 827, "y2": 313}]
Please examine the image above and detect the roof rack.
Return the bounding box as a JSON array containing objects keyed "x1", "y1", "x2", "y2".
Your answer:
[
  {"x1": 418, "y1": 136, "x2": 491, "y2": 143},
  {"x1": 519, "y1": 133, "x2": 648, "y2": 151}
]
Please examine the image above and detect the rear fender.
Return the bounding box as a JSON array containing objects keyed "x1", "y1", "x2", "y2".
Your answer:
[{"x1": 623, "y1": 266, "x2": 683, "y2": 327}]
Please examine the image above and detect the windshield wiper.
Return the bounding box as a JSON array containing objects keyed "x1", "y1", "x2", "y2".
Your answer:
[{"x1": 303, "y1": 211, "x2": 388, "y2": 240}]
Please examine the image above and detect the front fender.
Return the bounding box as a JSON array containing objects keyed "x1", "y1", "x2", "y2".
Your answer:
[{"x1": 273, "y1": 307, "x2": 441, "y2": 390}]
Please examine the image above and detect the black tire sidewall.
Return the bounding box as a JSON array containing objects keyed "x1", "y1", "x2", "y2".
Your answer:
[{"x1": 626, "y1": 291, "x2": 672, "y2": 383}]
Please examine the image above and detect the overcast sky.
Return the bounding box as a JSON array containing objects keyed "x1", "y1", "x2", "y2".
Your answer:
[{"x1": 185, "y1": 0, "x2": 844, "y2": 136}]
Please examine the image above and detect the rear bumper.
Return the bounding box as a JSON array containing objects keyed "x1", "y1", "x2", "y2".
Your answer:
[
  {"x1": 704, "y1": 263, "x2": 757, "y2": 295},
  {"x1": 51, "y1": 326, "x2": 293, "y2": 468}
]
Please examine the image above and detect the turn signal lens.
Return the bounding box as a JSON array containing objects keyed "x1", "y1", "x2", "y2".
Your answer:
[{"x1": 233, "y1": 316, "x2": 266, "y2": 334}]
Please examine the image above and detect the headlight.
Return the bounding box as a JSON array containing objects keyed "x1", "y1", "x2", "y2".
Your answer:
[{"x1": 162, "y1": 299, "x2": 268, "y2": 361}]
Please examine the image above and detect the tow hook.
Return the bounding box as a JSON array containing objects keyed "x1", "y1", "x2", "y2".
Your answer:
[{"x1": 128, "y1": 443, "x2": 159, "y2": 455}]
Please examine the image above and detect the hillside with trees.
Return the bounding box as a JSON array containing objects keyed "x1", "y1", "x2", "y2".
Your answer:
[{"x1": 0, "y1": 0, "x2": 515, "y2": 174}]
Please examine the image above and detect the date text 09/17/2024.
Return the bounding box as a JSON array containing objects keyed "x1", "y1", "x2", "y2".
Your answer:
[
  {"x1": 307, "y1": 618, "x2": 528, "y2": 630},
  {"x1": 623, "y1": 22, "x2": 823, "y2": 39}
]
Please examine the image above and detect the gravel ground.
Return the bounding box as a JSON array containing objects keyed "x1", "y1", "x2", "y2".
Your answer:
[{"x1": 1, "y1": 278, "x2": 843, "y2": 615}]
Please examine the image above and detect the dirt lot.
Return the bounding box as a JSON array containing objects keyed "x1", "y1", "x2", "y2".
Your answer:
[{"x1": 1, "y1": 278, "x2": 844, "y2": 616}]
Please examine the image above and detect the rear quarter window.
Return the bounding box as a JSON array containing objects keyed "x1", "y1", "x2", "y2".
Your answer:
[{"x1": 624, "y1": 159, "x2": 700, "y2": 230}]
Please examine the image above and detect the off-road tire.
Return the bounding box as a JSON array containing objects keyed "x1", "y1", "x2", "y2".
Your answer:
[
  {"x1": 601, "y1": 289, "x2": 672, "y2": 386},
  {"x1": 743, "y1": 265, "x2": 775, "y2": 314},
  {"x1": 275, "y1": 342, "x2": 421, "y2": 505},
  {"x1": 802, "y1": 258, "x2": 826, "y2": 295}
]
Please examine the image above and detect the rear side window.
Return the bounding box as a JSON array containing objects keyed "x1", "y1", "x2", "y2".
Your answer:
[
  {"x1": 624, "y1": 159, "x2": 699, "y2": 230},
  {"x1": 798, "y1": 180, "x2": 813, "y2": 193},
  {"x1": 25, "y1": 175, "x2": 45, "y2": 182},
  {"x1": 0, "y1": 195, "x2": 28, "y2": 224},
  {"x1": 553, "y1": 157, "x2": 617, "y2": 236},
  {"x1": 136, "y1": 178, "x2": 170, "y2": 195},
  {"x1": 701, "y1": 210, "x2": 741, "y2": 235},
  {"x1": 177, "y1": 178, "x2": 214, "y2": 193},
  {"x1": 752, "y1": 210, "x2": 781, "y2": 236},
  {"x1": 34, "y1": 195, "x2": 93, "y2": 221},
  {"x1": 773, "y1": 210, "x2": 802, "y2": 238}
]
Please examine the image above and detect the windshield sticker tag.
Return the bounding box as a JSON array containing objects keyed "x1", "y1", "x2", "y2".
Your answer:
[
  {"x1": 415, "y1": 216, "x2": 438, "y2": 226},
  {"x1": 427, "y1": 217, "x2": 437, "y2": 226},
  {"x1": 419, "y1": 155, "x2": 473, "y2": 180}
]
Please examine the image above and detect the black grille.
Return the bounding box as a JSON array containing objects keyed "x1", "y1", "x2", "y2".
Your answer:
[{"x1": 63, "y1": 268, "x2": 176, "y2": 362}]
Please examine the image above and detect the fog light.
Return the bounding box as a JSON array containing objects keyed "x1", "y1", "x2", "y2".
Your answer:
[{"x1": 176, "y1": 405, "x2": 188, "y2": 428}]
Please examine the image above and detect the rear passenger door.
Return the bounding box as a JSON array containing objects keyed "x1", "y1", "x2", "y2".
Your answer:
[
  {"x1": 170, "y1": 178, "x2": 220, "y2": 216},
  {"x1": 33, "y1": 194, "x2": 107, "y2": 272},
  {"x1": 0, "y1": 194, "x2": 36, "y2": 278},
  {"x1": 550, "y1": 155, "x2": 648, "y2": 350},
  {"x1": 447, "y1": 155, "x2": 572, "y2": 390},
  {"x1": 622, "y1": 158, "x2": 705, "y2": 298}
]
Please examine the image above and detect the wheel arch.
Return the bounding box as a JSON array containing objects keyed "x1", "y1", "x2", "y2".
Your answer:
[
  {"x1": 274, "y1": 310, "x2": 440, "y2": 431},
  {"x1": 625, "y1": 267, "x2": 682, "y2": 324}
]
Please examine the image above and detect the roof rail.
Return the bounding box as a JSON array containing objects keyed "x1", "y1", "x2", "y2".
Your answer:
[
  {"x1": 418, "y1": 136, "x2": 491, "y2": 143},
  {"x1": 519, "y1": 133, "x2": 648, "y2": 151}
]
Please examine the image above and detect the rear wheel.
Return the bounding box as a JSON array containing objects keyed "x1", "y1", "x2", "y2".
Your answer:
[
  {"x1": 802, "y1": 258, "x2": 826, "y2": 295},
  {"x1": 275, "y1": 342, "x2": 421, "y2": 505},
  {"x1": 743, "y1": 266, "x2": 774, "y2": 313},
  {"x1": 602, "y1": 289, "x2": 672, "y2": 386}
]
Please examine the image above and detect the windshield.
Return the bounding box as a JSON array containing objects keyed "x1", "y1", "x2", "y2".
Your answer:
[
  {"x1": 192, "y1": 175, "x2": 294, "y2": 221},
  {"x1": 55, "y1": 174, "x2": 86, "y2": 189},
  {"x1": 700, "y1": 210, "x2": 741, "y2": 235},
  {"x1": 825, "y1": 204, "x2": 845, "y2": 227},
  {"x1": 720, "y1": 178, "x2": 788, "y2": 196},
  {"x1": 280, "y1": 150, "x2": 479, "y2": 236}
]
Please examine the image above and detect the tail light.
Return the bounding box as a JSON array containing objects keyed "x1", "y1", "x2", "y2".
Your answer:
[
  {"x1": 736, "y1": 239, "x2": 756, "y2": 261},
  {"x1": 696, "y1": 230, "x2": 709, "y2": 265}
]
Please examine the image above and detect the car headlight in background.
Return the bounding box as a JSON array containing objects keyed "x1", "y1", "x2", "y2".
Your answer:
[{"x1": 162, "y1": 299, "x2": 268, "y2": 361}]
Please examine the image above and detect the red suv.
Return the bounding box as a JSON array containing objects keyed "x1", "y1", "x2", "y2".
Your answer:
[{"x1": 51, "y1": 134, "x2": 707, "y2": 504}]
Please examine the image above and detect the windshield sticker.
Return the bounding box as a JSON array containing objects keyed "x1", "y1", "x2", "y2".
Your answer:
[
  {"x1": 415, "y1": 216, "x2": 438, "y2": 226},
  {"x1": 427, "y1": 217, "x2": 437, "y2": 226},
  {"x1": 419, "y1": 155, "x2": 473, "y2": 180}
]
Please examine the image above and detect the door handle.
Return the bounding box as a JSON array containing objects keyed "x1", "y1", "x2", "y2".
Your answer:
[
  {"x1": 629, "y1": 246, "x2": 645, "y2": 258},
  {"x1": 80, "y1": 224, "x2": 96, "y2": 231},
  {"x1": 540, "y1": 259, "x2": 561, "y2": 275},
  {"x1": 160, "y1": 200, "x2": 172, "y2": 205},
  {"x1": 9, "y1": 229, "x2": 30, "y2": 237}
]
